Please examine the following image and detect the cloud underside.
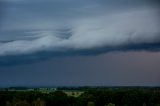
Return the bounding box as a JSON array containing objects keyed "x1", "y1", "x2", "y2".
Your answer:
[{"x1": 0, "y1": 9, "x2": 160, "y2": 57}]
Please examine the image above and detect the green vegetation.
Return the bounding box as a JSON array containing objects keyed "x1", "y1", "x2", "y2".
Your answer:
[
  {"x1": 105, "y1": 103, "x2": 116, "y2": 106},
  {"x1": 0, "y1": 87, "x2": 160, "y2": 106}
]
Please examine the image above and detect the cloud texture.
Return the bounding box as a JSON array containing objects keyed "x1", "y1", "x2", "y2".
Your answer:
[
  {"x1": 0, "y1": 0, "x2": 160, "y2": 57},
  {"x1": 0, "y1": 9, "x2": 160, "y2": 56}
]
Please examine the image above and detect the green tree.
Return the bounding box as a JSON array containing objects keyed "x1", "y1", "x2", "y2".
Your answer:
[
  {"x1": 87, "y1": 101, "x2": 95, "y2": 106},
  {"x1": 14, "y1": 100, "x2": 30, "y2": 106},
  {"x1": 32, "y1": 98, "x2": 46, "y2": 106},
  {"x1": 105, "y1": 103, "x2": 116, "y2": 106}
]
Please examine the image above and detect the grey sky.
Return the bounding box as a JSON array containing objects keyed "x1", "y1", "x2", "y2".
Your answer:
[
  {"x1": 0, "y1": 0, "x2": 160, "y2": 86},
  {"x1": 0, "y1": 51, "x2": 160, "y2": 87}
]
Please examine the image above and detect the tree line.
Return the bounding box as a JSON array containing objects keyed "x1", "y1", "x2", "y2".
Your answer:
[{"x1": 0, "y1": 88, "x2": 160, "y2": 106}]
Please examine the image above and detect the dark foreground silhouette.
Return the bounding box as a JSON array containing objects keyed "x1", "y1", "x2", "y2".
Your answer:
[{"x1": 0, "y1": 87, "x2": 160, "y2": 106}]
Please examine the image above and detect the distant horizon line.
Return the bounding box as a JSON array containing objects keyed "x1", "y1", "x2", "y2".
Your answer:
[{"x1": 0, "y1": 85, "x2": 160, "y2": 88}]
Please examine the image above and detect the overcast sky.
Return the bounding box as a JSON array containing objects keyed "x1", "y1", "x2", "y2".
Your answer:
[{"x1": 0, "y1": 0, "x2": 160, "y2": 87}]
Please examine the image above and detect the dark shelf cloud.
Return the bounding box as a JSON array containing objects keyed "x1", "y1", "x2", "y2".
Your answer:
[{"x1": 0, "y1": 0, "x2": 160, "y2": 86}]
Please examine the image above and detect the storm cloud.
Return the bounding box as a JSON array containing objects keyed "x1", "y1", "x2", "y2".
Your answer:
[
  {"x1": 0, "y1": 0, "x2": 160, "y2": 57},
  {"x1": 0, "y1": 0, "x2": 160, "y2": 86}
]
